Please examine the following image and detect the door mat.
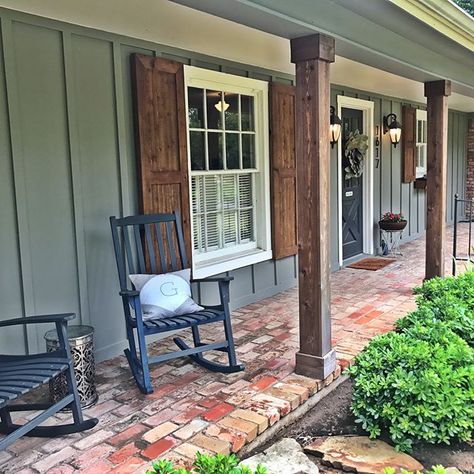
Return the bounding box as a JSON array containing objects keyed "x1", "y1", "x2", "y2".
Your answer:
[{"x1": 347, "y1": 257, "x2": 396, "y2": 271}]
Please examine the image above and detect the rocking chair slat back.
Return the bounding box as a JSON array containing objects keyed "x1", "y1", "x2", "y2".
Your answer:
[{"x1": 110, "y1": 211, "x2": 188, "y2": 290}]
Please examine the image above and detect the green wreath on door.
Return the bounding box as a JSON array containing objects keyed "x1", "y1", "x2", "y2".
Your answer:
[{"x1": 344, "y1": 130, "x2": 369, "y2": 180}]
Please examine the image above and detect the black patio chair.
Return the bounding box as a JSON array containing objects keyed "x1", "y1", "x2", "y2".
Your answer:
[
  {"x1": 0, "y1": 313, "x2": 98, "y2": 451},
  {"x1": 110, "y1": 211, "x2": 244, "y2": 394}
]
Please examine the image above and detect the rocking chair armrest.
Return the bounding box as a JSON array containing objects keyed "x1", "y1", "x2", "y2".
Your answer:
[
  {"x1": 191, "y1": 276, "x2": 234, "y2": 284},
  {"x1": 119, "y1": 290, "x2": 140, "y2": 297},
  {"x1": 0, "y1": 313, "x2": 75, "y2": 328}
]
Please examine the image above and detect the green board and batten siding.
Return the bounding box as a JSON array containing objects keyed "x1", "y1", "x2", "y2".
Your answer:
[{"x1": 0, "y1": 8, "x2": 468, "y2": 360}]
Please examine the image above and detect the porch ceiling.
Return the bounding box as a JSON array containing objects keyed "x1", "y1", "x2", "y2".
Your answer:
[{"x1": 171, "y1": 0, "x2": 474, "y2": 100}]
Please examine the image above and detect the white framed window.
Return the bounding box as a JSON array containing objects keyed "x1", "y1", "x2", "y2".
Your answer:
[
  {"x1": 184, "y1": 66, "x2": 272, "y2": 278},
  {"x1": 416, "y1": 109, "x2": 427, "y2": 178}
]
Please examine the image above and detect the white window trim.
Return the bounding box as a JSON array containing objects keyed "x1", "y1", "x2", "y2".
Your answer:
[
  {"x1": 184, "y1": 66, "x2": 272, "y2": 279},
  {"x1": 336, "y1": 95, "x2": 375, "y2": 266},
  {"x1": 416, "y1": 109, "x2": 427, "y2": 178}
]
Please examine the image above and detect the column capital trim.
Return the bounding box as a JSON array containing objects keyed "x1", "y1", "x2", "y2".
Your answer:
[
  {"x1": 424, "y1": 80, "x2": 452, "y2": 97},
  {"x1": 290, "y1": 33, "x2": 335, "y2": 64}
]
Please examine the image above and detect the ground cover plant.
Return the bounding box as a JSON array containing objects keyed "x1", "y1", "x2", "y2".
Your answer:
[
  {"x1": 347, "y1": 272, "x2": 474, "y2": 452},
  {"x1": 147, "y1": 452, "x2": 267, "y2": 474}
]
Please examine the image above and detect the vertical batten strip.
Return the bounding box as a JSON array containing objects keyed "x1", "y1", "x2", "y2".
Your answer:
[
  {"x1": 112, "y1": 40, "x2": 132, "y2": 217},
  {"x1": 61, "y1": 30, "x2": 91, "y2": 326},
  {"x1": 0, "y1": 15, "x2": 28, "y2": 353},
  {"x1": 0, "y1": 17, "x2": 36, "y2": 352}
]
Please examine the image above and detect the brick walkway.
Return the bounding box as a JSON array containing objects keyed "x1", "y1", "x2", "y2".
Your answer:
[{"x1": 1, "y1": 225, "x2": 469, "y2": 474}]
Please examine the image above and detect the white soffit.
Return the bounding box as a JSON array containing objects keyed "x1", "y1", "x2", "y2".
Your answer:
[{"x1": 333, "y1": 57, "x2": 474, "y2": 113}]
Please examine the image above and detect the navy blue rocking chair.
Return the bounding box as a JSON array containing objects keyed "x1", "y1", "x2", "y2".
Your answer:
[
  {"x1": 0, "y1": 313, "x2": 98, "y2": 451},
  {"x1": 110, "y1": 211, "x2": 245, "y2": 394}
]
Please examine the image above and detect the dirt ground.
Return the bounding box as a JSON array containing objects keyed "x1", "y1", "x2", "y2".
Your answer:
[{"x1": 275, "y1": 379, "x2": 474, "y2": 473}]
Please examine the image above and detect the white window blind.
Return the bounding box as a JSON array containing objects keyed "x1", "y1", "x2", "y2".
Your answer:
[{"x1": 416, "y1": 110, "x2": 427, "y2": 178}]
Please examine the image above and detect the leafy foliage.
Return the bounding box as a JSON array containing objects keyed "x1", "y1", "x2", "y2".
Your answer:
[
  {"x1": 453, "y1": 0, "x2": 474, "y2": 16},
  {"x1": 147, "y1": 452, "x2": 267, "y2": 474},
  {"x1": 347, "y1": 324, "x2": 474, "y2": 452},
  {"x1": 396, "y1": 272, "x2": 474, "y2": 346},
  {"x1": 384, "y1": 466, "x2": 451, "y2": 474},
  {"x1": 344, "y1": 130, "x2": 368, "y2": 179}
]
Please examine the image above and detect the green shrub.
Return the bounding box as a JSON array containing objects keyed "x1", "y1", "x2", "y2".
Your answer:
[
  {"x1": 347, "y1": 324, "x2": 474, "y2": 452},
  {"x1": 395, "y1": 303, "x2": 474, "y2": 347},
  {"x1": 397, "y1": 272, "x2": 474, "y2": 346},
  {"x1": 383, "y1": 466, "x2": 450, "y2": 474},
  {"x1": 147, "y1": 452, "x2": 267, "y2": 474}
]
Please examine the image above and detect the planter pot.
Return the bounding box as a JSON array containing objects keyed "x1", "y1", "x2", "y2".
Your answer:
[
  {"x1": 414, "y1": 177, "x2": 427, "y2": 190},
  {"x1": 378, "y1": 220, "x2": 407, "y2": 231}
]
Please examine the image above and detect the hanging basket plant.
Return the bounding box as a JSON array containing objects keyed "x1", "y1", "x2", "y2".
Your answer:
[{"x1": 344, "y1": 130, "x2": 369, "y2": 180}]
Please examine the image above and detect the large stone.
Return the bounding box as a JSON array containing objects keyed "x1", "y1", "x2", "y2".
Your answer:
[
  {"x1": 241, "y1": 438, "x2": 319, "y2": 474},
  {"x1": 305, "y1": 436, "x2": 424, "y2": 474}
]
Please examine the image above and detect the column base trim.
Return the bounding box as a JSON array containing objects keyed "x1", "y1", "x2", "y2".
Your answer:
[{"x1": 295, "y1": 349, "x2": 337, "y2": 379}]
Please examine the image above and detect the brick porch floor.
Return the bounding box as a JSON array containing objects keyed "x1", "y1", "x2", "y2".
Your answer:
[{"x1": 1, "y1": 225, "x2": 470, "y2": 474}]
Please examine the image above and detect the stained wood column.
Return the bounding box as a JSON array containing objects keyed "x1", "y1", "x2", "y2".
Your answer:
[
  {"x1": 424, "y1": 80, "x2": 451, "y2": 280},
  {"x1": 290, "y1": 34, "x2": 336, "y2": 379}
]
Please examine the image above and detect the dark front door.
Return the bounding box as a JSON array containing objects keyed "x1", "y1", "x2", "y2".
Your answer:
[{"x1": 341, "y1": 107, "x2": 364, "y2": 259}]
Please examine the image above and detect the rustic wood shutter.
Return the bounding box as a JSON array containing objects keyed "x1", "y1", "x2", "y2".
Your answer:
[
  {"x1": 402, "y1": 105, "x2": 417, "y2": 183},
  {"x1": 270, "y1": 83, "x2": 298, "y2": 259},
  {"x1": 131, "y1": 54, "x2": 192, "y2": 265}
]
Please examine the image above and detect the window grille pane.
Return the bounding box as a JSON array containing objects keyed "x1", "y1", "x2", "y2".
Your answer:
[
  {"x1": 224, "y1": 92, "x2": 239, "y2": 131},
  {"x1": 188, "y1": 87, "x2": 204, "y2": 128},
  {"x1": 417, "y1": 119, "x2": 422, "y2": 143},
  {"x1": 206, "y1": 212, "x2": 220, "y2": 250},
  {"x1": 208, "y1": 132, "x2": 224, "y2": 170},
  {"x1": 224, "y1": 211, "x2": 238, "y2": 245},
  {"x1": 204, "y1": 175, "x2": 219, "y2": 212},
  {"x1": 226, "y1": 133, "x2": 240, "y2": 169},
  {"x1": 239, "y1": 174, "x2": 252, "y2": 207},
  {"x1": 190, "y1": 131, "x2": 205, "y2": 170},
  {"x1": 191, "y1": 173, "x2": 255, "y2": 254},
  {"x1": 222, "y1": 175, "x2": 237, "y2": 209},
  {"x1": 241, "y1": 95, "x2": 255, "y2": 131},
  {"x1": 422, "y1": 121, "x2": 427, "y2": 143},
  {"x1": 242, "y1": 134, "x2": 256, "y2": 168},
  {"x1": 240, "y1": 208, "x2": 253, "y2": 242},
  {"x1": 207, "y1": 90, "x2": 223, "y2": 129}
]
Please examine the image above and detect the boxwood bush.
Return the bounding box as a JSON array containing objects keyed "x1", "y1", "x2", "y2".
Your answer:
[
  {"x1": 396, "y1": 272, "x2": 474, "y2": 346},
  {"x1": 347, "y1": 324, "x2": 474, "y2": 452}
]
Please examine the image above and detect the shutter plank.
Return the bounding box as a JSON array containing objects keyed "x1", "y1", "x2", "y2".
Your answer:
[
  {"x1": 132, "y1": 54, "x2": 192, "y2": 266},
  {"x1": 402, "y1": 105, "x2": 417, "y2": 183},
  {"x1": 270, "y1": 83, "x2": 298, "y2": 259}
]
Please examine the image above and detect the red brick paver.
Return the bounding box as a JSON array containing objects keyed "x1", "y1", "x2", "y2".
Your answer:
[{"x1": 0, "y1": 226, "x2": 467, "y2": 473}]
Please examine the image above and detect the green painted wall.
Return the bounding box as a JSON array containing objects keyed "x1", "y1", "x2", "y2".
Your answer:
[
  {"x1": 0, "y1": 8, "x2": 468, "y2": 360},
  {"x1": 329, "y1": 87, "x2": 468, "y2": 269}
]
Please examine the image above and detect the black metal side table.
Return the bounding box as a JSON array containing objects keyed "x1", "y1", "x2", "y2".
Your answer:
[{"x1": 45, "y1": 325, "x2": 98, "y2": 408}]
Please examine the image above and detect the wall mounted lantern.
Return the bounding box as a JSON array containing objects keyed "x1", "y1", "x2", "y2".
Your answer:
[
  {"x1": 330, "y1": 106, "x2": 342, "y2": 148},
  {"x1": 383, "y1": 113, "x2": 402, "y2": 148}
]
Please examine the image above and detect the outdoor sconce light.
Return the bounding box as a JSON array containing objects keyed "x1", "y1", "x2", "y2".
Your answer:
[
  {"x1": 330, "y1": 106, "x2": 342, "y2": 149},
  {"x1": 383, "y1": 113, "x2": 402, "y2": 148}
]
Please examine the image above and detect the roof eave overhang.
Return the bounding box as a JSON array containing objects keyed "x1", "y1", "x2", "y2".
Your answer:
[{"x1": 171, "y1": 0, "x2": 474, "y2": 99}]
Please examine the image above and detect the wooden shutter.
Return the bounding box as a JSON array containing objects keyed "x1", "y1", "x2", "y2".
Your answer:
[
  {"x1": 131, "y1": 54, "x2": 192, "y2": 264},
  {"x1": 402, "y1": 105, "x2": 417, "y2": 183},
  {"x1": 270, "y1": 83, "x2": 298, "y2": 259}
]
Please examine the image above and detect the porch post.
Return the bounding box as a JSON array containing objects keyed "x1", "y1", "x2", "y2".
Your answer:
[
  {"x1": 424, "y1": 80, "x2": 451, "y2": 279},
  {"x1": 290, "y1": 34, "x2": 336, "y2": 379}
]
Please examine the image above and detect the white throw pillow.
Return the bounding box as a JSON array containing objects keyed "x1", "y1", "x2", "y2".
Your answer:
[{"x1": 129, "y1": 269, "x2": 203, "y2": 320}]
